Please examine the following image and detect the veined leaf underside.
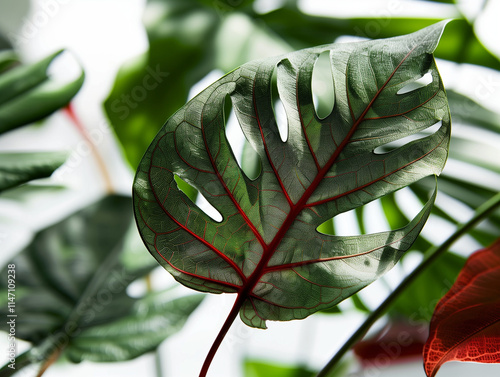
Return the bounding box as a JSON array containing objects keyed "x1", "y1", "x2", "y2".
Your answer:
[{"x1": 134, "y1": 22, "x2": 450, "y2": 333}]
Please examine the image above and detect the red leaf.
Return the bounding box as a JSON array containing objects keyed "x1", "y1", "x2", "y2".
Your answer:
[{"x1": 423, "y1": 239, "x2": 500, "y2": 377}]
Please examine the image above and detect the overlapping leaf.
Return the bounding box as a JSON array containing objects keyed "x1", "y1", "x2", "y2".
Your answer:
[
  {"x1": 0, "y1": 49, "x2": 84, "y2": 192},
  {"x1": 423, "y1": 239, "x2": 500, "y2": 377},
  {"x1": 134, "y1": 22, "x2": 450, "y2": 331}
]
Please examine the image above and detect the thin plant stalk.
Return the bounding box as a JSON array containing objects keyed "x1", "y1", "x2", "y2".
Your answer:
[{"x1": 316, "y1": 191, "x2": 500, "y2": 377}]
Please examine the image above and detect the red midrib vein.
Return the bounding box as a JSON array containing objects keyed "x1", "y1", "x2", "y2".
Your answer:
[
  {"x1": 242, "y1": 46, "x2": 417, "y2": 294},
  {"x1": 199, "y1": 45, "x2": 418, "y2": 377}
]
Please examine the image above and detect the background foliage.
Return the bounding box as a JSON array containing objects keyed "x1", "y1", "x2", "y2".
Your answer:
[{"x1": 0, "y1": 0, "x2": 499, "y2": 376}]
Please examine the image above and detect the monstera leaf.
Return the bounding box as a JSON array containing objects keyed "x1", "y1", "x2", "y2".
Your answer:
[{"x1": 133, "y1": 22, "x2": 450, "y2": 374}]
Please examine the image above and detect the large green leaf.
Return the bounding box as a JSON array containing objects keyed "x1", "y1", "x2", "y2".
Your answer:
[
  {"x1": 0, "y1": 195, "x2": 203, "y2": 372},
  {"x1": 134, "y1": 20, "x2": 450, "y2": 363}
]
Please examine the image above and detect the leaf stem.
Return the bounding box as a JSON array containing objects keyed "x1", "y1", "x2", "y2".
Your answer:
[
  {"x1": 37, "y1": 346, "x2": 64, "y2": 377},
  {"x1": 63, "y1": 103, "x2": 114, "y2": 193},
  {"x1": 199, "y1": 293, "x2": 246, "y2": 377},
  {"x1": 316, "y1": 191, "x2": 500, "y2": 377}
]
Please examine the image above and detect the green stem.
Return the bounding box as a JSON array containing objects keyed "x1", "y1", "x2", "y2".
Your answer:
[
  {"x1": 0, "y1": 349, "x2": 35, "y2": 377},
  {"x1": 155, "y1": 349, "x2": 163, "y2": 377},
  {"x1": 316, "y1": 191, "x2": 500, "y2": 377}
]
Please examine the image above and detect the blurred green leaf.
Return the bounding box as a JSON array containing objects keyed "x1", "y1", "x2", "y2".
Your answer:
[
  {"x1": 245, "y1": 358, "x2": 350, "y2": 377},
  {"x1": 0, "y1": 49, "x2": 84, "y2": 134},
  {"x1": 447, "y1": 90, "x2": 500, "y2": 133},
  {"x1": 104, "y1": 0, "x2": 220, "y2": 169},
  {"x1": 104, "y1": 0, "x2": 290, "y2": 170},
  {"x1": 257, "y1": 10, "x2": 500, "y2": 70},
  {"x1": 0, "y1": 50, "x2": 18, "y2": 73},
  {"x1": 414, "y1": 176, "x2": 500, "y2": 246},
  {"x1": 0, "y1": 151, "x2": 67, "y2": 193},
  {"x1": 64, "y1": 288, "x2": 203, "y2": 362},
  {"x1": 0, "y1": 35, "x2": 11, "y2": 50},
  {"x1": 389, "y1": 251, "x2": 466, "y2": 321},
  {"x1": 0, "y1": 195, "x2": 203, "y2": 370},
  {"x1": 0, "y1": 183, "x2": 65, "y2": 201}
]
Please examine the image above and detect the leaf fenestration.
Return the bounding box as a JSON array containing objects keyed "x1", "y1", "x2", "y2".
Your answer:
[{"x1": 134, "y1": 22, "x2": 450, "y2": 330}]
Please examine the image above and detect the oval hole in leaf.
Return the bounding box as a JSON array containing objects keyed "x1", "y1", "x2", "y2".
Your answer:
[
  {"x1": 374, "y1": 121, "x2": 442, "y2": 154},
  {"x1": 196, "y1": 190, "x2": 223, "y2": 222},
  {"x1": 312, "y1": 50, "x2": 334, "y2": 119},
  {"x1": 224, "y1": 95, "x2": 245, "y2": 168},
  {"x1": 271, "y1": 68, "x2": 288, "y2": 142},
  {"x1": 241, "y1": 140, "x2": 262, "y2": 180},
  {"x1": 316, "y1": 197, "x2": 392, "y2": 236},
  {"x1": 174, "y1": 174, "x2": 223, "y2": 222},
  {"x1": 174, "y1": 174, "x2": 198, "y2": 202},
  {"x1": 397, "y1": 71, "x2": 433, "y2": 95},
  {"x1": 225, "y1": 94, "x2": 262, "y2": 180}
]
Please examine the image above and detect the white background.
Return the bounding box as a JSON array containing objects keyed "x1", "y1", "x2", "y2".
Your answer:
[{"x1": 1, "y1": 0, "x2": 500, "y2": 376}]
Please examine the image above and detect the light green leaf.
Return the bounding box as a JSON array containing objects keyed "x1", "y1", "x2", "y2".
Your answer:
[{"x1": 244, "y1": 360, "x2": 315, "y2": 377}]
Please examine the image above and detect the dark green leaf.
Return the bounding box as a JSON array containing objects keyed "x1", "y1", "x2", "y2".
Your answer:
[
  {"x1": 64, "y1": 289, "x2": 203, "y2": 362},
  {"x1": 0, "y1": 50, "x2": 18, "y2": 73},
  {"x1": 0, "y1": 151, "x2": 67, "y2": 193},
  {"x1": 390, "y1": 251, "x2": 466, "y2": 321},
  {"x1": 0, "y1": 195, "x2": 203, "y2": 366}
]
